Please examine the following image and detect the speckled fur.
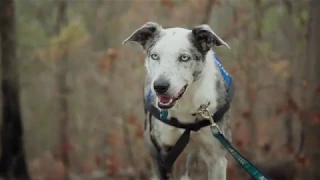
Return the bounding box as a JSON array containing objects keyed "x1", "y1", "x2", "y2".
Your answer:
[{"x1": 124, "y1": 22, "x2": 232, "y2": 180}]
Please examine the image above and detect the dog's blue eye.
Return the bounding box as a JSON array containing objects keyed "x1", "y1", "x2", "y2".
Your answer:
[
  {"x1": 150, "y1": 53, "x2": 159, "y2": 60},
  {"x1": 179, "y1": 55, "x2": 191, "y2": 61}
]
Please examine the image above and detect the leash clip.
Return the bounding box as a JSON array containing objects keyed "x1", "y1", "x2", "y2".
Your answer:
[{"x1": 195, "y1": 103, "x2": 222, "y2": 132}]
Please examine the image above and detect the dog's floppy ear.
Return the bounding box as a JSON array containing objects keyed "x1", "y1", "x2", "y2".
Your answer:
[
  {"x1": 191, "y1": 24, "x2": 230, "y2": 52},
  {"x1": 123, "y1": 22, "x2": 162, "y2": 49}
]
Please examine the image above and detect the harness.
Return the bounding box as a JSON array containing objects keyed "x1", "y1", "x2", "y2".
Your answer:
[{"x1": 144, "y1": 53, "x2": 268, "y2": 180}]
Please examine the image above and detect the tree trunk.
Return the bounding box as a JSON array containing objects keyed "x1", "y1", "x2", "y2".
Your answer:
[
  {"x1": 201, "y1": 0, "x2": 215, "y2": 24},
  {"x1": 55, "y1": 0, "x2": 70, "y2": 168},
  {"x1": 0, "y1": 0, "x2": 30, "y2": 179},
  {"x1": 298, "y1": 0, "x2": 320, "y2": 179},
  {"x1": 282, "y1": 0, "x2": 294, "y2": 153},
  {"x1": 245, "y1": 0, "x2": 264, "y2": 160},
  {"x1": 93, "y1": 0, "x2": 108, "y2": 51},
  {"x1": 55, "y1": 0, "x2": 67, "y2": 35},
  {"x1": 254, "y1": 0, "x2": 263, "y2": 39}
]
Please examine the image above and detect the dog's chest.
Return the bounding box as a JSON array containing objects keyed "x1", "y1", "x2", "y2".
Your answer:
[
  {"x1": 153, "y1": 122, "x2": 183, "y2": 147},
  {"x1": 151, "y1": 112, "x2": 203, "y2": 148}
]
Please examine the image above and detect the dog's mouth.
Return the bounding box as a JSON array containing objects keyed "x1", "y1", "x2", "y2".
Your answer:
[{"x1": 157, "y1": 84, "x2": 188, "y2": 109}]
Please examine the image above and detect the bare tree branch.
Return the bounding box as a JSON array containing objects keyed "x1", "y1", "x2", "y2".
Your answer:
[{"x1": 55, "y1": 0, "x2": 70, "y2": 171}]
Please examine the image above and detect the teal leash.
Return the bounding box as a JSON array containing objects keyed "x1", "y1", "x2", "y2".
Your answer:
[
  {"x1": 196, "y1": 107, "x2": 268, "y2": 180},
  {"x1": 211, "y1": 127, "x2": 268, "y2": 180}
]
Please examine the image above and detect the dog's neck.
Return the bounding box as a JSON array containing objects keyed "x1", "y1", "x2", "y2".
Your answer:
[{"x1": 167, "y1": 51, "x2": 221, "y2": 123}]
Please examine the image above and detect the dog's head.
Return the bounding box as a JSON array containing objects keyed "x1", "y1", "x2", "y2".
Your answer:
[{"x1": 123, "y1": 22, "x2": 229, "y2": 109}]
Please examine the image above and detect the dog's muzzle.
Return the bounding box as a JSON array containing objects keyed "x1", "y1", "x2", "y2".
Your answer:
[{"x1": 157, "y1": 84, "x2": 188, "y2": 109}]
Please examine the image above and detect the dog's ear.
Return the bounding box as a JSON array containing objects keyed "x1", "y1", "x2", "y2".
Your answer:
[
  {"x1": 191, "y1": 24, "x2": 230, "y2": 52},
  {"x1": 123, "y1": 22, "x2": 162, "y2": 49}
]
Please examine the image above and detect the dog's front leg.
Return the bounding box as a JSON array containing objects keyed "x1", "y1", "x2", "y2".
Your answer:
[
  {"x1": 206, "y1": 156, "x2": 227, "y2": 180},
  {"x1": 180, "y1": 149, "x2": 198, "y2": 180},
  {"x1": 150, "y1": 155, "x2": 173, "y2": 180},
  {"x1": 145, "y1": 134, "x2": 173, "y2": 180}
]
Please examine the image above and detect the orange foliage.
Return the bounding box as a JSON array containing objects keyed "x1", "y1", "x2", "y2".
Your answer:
[
  {"x1": 275, "y1": 104, "x2": 288, "y2": 115},
  {"x1": 315, "y1": 84, "x2": 320, "y2": 93},
  {"x1": 98, "y1": 48, "x2": 120, "y2": 72},
  {"x1": 287, "y1": 94, "x2": 299, "y2": 112},
  {"x1": 302, "y1": 80, "x2": 309, "y2": 88},
  {"x1": 106, "y1": 155, "x2": 121, "y2": 177},
  {"x1": 230, "y1": 65, "x2": 241, "y2": 73},
  {"x1": 186, "y1": 0, "x2": 202, "y2": 11},
  {"x1": 160, "y1": 0, "x2": 174, "y2": 8},
  {"x1": 107, "y1": 48, "x2": 120, "y2": 59},
  {"x1": 59, "y1": 140, "x2": 75, "y2": 154},
  {"x1": 135, "y1": 125, "x2": 144, "y2": 138},
  {"x1": 51, "y1": 159, "x2": 67, "y2": 180},
  {"x1": 296, "y1": 154, "x2": 309, "y2": 168},
  {"x1": 234, "y1": 139, "x2": 244, "y2": 148},
  {"x1": 287, "y1": 144, "x2": 295, "y2": 154},
  {"x1": 234, "y1": 120, "x2": 242, "y2": 128},
  {"x1": 128, "y1": 114, "x2": 137, "y2": 125},
  {"x1": 241, "y1": 109, "x2": 252, "y2": 119},
  {"x1": 268, "y1": 59, "x2": 291, "y2": 78},
  {"x1": 298, "y1": 110, "x2": 308, "y2": 119},
  {"x1": 246, "y1": 89, "x2": 256, "y2": 101},
  {"x1": 310, "y1": 112, "x2": 320, "y2": 125},
  {"x1": 106, "y1": 133, "x2": 123, "y2": 148}
]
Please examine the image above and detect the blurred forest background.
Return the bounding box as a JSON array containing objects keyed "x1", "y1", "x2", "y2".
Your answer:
[{"x1": 0, "y1": 0, "x2": 319, "y2": 180}]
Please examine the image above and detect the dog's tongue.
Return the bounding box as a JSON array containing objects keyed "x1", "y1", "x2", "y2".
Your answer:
[{"x1": 159, "y1": 96, "x2": 172, "y2": 103}]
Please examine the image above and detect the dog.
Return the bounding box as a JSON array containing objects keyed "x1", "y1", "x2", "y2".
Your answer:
[{"x1": 123, "y1": 22, "x2": 233, "y2": 180}]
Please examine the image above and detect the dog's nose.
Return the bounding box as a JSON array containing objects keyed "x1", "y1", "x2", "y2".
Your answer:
[{"x1": 153, "y1": 78, "x2": 170, "y2": 94}]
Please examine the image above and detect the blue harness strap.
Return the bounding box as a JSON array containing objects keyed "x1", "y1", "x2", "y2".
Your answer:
[
  {"x1": 146, "y1": 89, "x2": 152, "y2": 105},
  {"x1": 213, "y1": 53, "x2": 232, "y2": 91}
]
